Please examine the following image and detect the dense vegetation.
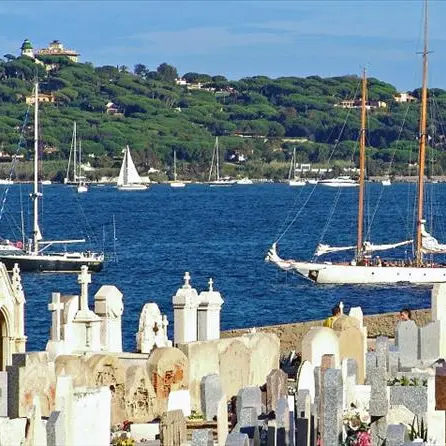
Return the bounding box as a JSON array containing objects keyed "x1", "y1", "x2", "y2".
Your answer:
[{"x1": 1, "y1": 53, "x2": 446, "y2": 181}]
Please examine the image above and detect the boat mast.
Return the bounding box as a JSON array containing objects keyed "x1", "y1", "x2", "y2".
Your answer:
[
  {"x1": 73, "y1": 122, "x2": 77, "y2": 182},
  {"x1": 356, "y1": 69, "x2": 367, "y2": 259},
  {"x1": 173, "y1": 150, "x2": 177, "y2": 181},
  {"x1": 32, "y1": 82, "x2": 40, "y2": 255},
  {"x1": 416, "y1": 0, "x2": 429, "y2": 266},
  {"x1": 216, "y1": 137, "x2": 220, "y2": 181}
]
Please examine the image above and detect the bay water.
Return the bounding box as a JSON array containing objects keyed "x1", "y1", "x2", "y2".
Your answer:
[{"x1": 3, "y1": 182, "x2": 438, "y2": 351}]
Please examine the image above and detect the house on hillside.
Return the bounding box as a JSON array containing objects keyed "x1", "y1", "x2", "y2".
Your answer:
[
  {"x1": 105, "y1": 102, "x2": 124, "y2": 116},
  {"x1": 334, "y1": 99, "x2": 387, "y2": 110},
  {"x1": 394, "y1": 92, "x2": 417, "y2": 103},
  {"x1": 25, "y1": 93, "x2": 56, "y2": 105},
  {"x1": 37, "y1": 40, "x2": 80, "y2": 63}
]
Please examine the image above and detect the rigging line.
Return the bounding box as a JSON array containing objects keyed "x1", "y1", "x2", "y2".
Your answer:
[
  {"x1": 0, "y1": 105, "x2": 32, "y2": 223},
  {"x1": 274, "y1": 184, "x2": 319, "y2": 244},
  {"x1": 365, "y1": 103, "x2": 412, "y2": 241}
]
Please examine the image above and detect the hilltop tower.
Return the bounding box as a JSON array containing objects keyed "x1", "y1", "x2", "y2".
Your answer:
[{"x1": 20, "y1": 39, "x2": 34, "y2": 58}]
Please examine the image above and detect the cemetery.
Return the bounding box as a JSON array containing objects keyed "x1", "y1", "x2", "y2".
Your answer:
[{"x1": 0, "y1": 264, "x2": 445, "y2": 445}]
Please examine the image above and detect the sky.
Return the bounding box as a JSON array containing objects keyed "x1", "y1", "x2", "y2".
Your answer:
[{"x1": 1, "y1": 1, "x2": 446, "y2": 91}]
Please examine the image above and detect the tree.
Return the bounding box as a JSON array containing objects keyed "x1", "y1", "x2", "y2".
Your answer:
[
  {"x1": 3, "y1": 54, "x2": 16, "y2": 61},
  {"x1": 134, "y1": 64, "x2": 148, "y2": 77},
  {"x1": 156, "y1": 63, "x2": 178, "y2": 82}
]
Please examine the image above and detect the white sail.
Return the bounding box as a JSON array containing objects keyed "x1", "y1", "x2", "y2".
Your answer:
[
  {"x1": 117, "y1": 146, "x2": 142, "y2": 186},
  {"x1": 421, "y1": 224, "x2": 446, "y2": 253},
  {"x1": 315, "y1": 239, "x2": 413, "y2": 257}
]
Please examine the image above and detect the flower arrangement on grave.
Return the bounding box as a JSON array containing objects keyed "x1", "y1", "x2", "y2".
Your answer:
[
  {"x1": 406, "y1": 416, "x2": 428, "y2": 442},
  {"x1": 387, "y1": 376, "x2": 428, "y2": 387},
  {"x1": 341, "y1": 405, "x2": 371, "y2": 446}
]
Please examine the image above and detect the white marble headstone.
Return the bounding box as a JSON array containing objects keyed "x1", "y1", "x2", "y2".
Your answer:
[
  {"x1": 296, "y1": 360, "x2": 315, "y2": 403},
  {"x1": 167, "y1": 389, "x2": 191, "y2": 417}
]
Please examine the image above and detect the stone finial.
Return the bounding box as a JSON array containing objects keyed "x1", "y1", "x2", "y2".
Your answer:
[
  {"x1": 12, "y1": 263, "x2": 25, "y2": 303},
  {"x1": 77, "y1": 265, "x2": 91, "y2": 311},
  {"x1": 339, "y1": 301, "x2": 344, "y2": 314},
  {"x1": 208, "y1": 277, "x2": 214, "y2": 292},
  {"x1": 48, "y1": 292, "x2": 64, "y2": 342},
  {"x1": 183, "y1": 271, "x2": 191, "y2": 289}
]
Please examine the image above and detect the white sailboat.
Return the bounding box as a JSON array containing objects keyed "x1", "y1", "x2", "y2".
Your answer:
[
  {"x1": 267, "y1": 6, "x2": 446, "y2": 285},
  {"x1": 381, "y1": 177, "x2": 392, "y2": 186},
  {"x1": 208, "y1": 137, "x2": 235, "y2": 187},
  {"x1": 117, "y1": 145, "x2": 148, "y2": 191},
  {"x1": 0, "y1": 82, "x2": 103, "y2": 272},
  {"x1": 287, "y1": 147, "x2": 305, "y2": 187},
  {"x1": 170, "y1": 150, "x2": 186, "y2": 188},
  {"x1": 318, "y1": 176, "x2": 358, "y2": 187},
  {"x1": 64, "y1": 123, "x2": 88, "y2": 193}
]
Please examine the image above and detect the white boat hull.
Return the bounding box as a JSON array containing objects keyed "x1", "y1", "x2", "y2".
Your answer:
[
  {"x1": 266, "y1": 244, "x2": 446, "y2": 284},
  {"x1": 170, "y1": 181, "x2": 186, "y2": 188},
  {"x1": 77, "y1": 185, "x2": 88, "y2": 193},
  {"x1": 288, "y1": 180, "x2": 306, "y2": 187},
  {"x1": 117, "y1": 184, "x2": 148, "y2": 191}
]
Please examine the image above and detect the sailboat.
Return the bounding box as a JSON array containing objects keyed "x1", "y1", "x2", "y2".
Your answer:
[
  {"x1": 267, "y1": 6, "x2": 446, "y2": 285},
  {"x1": 287, "y1": 147, "x2": 305, "y2": 187},
  {"x1": 117, "y1": 145, "x2": 148, "y2": 191},
  {"x1": 64, "y1": 122, "x2": 88, "y2": 192},
  {"x1": 208, "y1": 137, "x2": 235, "y2": 186},
  {"x1": 0, "y1": 82, "x2": 104, "y2": 272},
  {"x1": 170, "y1": 150, "x2": 186, "y2": 188}
]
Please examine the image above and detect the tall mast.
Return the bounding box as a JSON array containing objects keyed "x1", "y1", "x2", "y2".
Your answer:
[
  {"x1": 216, "y1": 137, "x2": 220, "y2": 181},
  {"x1": 32, "y1": 82, "x2": 40, "y2": 255},
  {"x1": 173, "y1": 150, "x2": 177, "y2": 181},
  {"x1": 416, "y1": 0, "x2": 429, "y2": 265},
  {"x1": 73, "y1": 122, "x2": 77, "y2": 182},
  {"x1": 356, "y1": 69, "x2": 367, "y2": 258}
]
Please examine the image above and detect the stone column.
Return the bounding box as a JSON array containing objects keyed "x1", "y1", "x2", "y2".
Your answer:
[
  {"x1": 197, "y1": 278, "x2": 224, "y2": 341},
  {"x1": 172, "y1": 272, "x2": 200, "y2": 345}
]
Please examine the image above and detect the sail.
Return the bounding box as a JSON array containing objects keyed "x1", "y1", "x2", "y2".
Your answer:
[
  {"x1": 421, "y1": 224, "x2": 446, "y2": 254},
  {"x1": 117, "y1": 146, "x2": 142, "y2": 186},
  {"x1": 315, "y1": 239, "x2": 413, "y2": 257}
]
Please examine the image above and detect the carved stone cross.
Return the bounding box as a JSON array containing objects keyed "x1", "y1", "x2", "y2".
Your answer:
[
  {"x1": 183, "y1": 271, "x2": 191, "y2": 288},
  {"x1": 77, "y1": 265, "x2": 91, "y2": 312},
  {"x1": 48, "y1": 292, "x2": 64, "y2": 342}
]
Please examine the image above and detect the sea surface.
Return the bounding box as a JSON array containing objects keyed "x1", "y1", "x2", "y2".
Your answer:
[{"x1": 1, "y1": 182, "x2": 443, "y2": 352}]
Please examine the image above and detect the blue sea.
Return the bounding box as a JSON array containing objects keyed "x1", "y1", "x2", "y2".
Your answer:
[{"x1": 2, "y1": 182, "x2": 441, "y2": 352}]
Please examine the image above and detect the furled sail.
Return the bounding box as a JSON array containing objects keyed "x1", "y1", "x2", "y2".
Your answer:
[
  {"x1": 363, "y1": 240, "x2": 413, "y2": 252},
  {"x1": 315, "y1": 239, "x2": 413, "y2": 257},
  {"x1": 314, "y1": 244, "x2": 355, "y2": 257},
  {"x1": 421, "y1": 224, "x2": 446, "y2": 254}
]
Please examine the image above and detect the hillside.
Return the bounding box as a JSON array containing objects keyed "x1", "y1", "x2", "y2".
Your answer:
[{"x1": 1, "y1": 54, "x2": 446, "y2": 181}]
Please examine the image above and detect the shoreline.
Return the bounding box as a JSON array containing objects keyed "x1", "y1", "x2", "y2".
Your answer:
[{"x1": 221, "y1": 307, "x2": 431, "y2": 356}]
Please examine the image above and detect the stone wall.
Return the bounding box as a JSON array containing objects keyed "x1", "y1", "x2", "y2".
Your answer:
[{"x1": 221, "y1": 308, "x2": 431, "y2": 356}]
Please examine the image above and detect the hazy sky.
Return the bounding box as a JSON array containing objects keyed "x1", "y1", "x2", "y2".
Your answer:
[{"x1": 1, "y1": 1, "x2": 445, "y2": 90}]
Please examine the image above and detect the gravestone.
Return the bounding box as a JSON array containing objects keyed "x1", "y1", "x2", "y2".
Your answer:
[
  {"x1": 296, "y1": 360, "x2": 315, "y2": 403},
  {"x1": 276, "y1": 397, "x2": 290, "y2": 446},
  {"x1": 395, "y1": 320, "x2": 418, "y2": 369},
  {"x1": 217, "y1": 393, "x2": 229, "y2": 446},
  {"x1": 301, "y1": 328, "x2": 339, "y2": 367},
  {"x1": 225, "y1": 432, "x2": 249, "y2": 446},
  {"x1": 0, "y1": 371, "x2": 7, "y2": 417},
  {"x1": 341, "y1": 358, "x2": 357, "y2": 410},
  {"x1": 236, "y1": 387, "x2": 262, "y2": 420},
  {"x1": 201, "y1": 374, "x2": 223, "y2": 421},
  {"x1": 237, "y1": 406, "x2": 258, "y2": 440},
  {"x1": 197, "y1": 278, "x2": 224, "y2": 341},
  {"x1": 388, "y1": 347, "x2": 400, "y2": 376},
  {"x1": 46, "y1": 410, "x2": 65, "y2": 446},
  {"x1": 136, "y1": 302, "x2": 170, "y2": 354},
  {"x1": 375, "y1": 336, "x2": 388, "y2": 371},
  {"x1": 426, "y1": 374, "x2": 446, "y2": 446},
  {"x1": 167, "y1": 389, "x2": 191, "y2": 417},
  {"x1": 25, "y1": 396, "x2": 47, "y2": 446},
  {"x1": 321, "y1": 368, "x2": 343, "y2": 446},
  {"x1": 295, "y1": 418, "x2": 309, "y2": 446},
  {"x1": 419, "y1": 321, "x2": 440, "y2": 362},
  {"x1": 192, "y1": 429, "x2": 214, "y2": 446},
  {"x1": 386, "y1": 424, "x2": 407, "y2": 446},
  {"x1": 435, "y1": 364, "x2": 446, "y2": 410},
  {"x1": 296, "y1": 389, "x2": 311, "y2": 419},
  {"x1": 160, "y1": 409, "x2": 186, "y2": 446},
  {"x1": 389, "y1": 385, "x2": 427, "y2": 416},
  {"x1": 266, "y1": 369, "x2": 288, "y2": 413}
]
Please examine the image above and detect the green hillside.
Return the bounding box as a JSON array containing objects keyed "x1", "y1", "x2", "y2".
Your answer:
[{"x1": 1, "y1": 53, "x2": 446, "y2": 181}]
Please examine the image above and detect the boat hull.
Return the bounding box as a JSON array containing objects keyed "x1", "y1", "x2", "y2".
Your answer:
[
  {"x1": 0, "y1": 253, "x2": 104, "y2": 273},
  {"x1": 117, "y1": 184, "x2": 148, "y2": 191},
  {"x1": 170, "y1": 182, "x2": 186, "y2": 188},
  {"x1": 265, "y1": 244, "x2": 446, "y2": 284}
]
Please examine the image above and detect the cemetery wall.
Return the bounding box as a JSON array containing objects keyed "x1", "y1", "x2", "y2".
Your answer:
[{"x1": 221, "y1": 308, "x2": 431, "y2": 355}]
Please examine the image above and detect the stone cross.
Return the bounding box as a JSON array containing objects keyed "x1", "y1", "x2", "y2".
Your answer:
[
  {"x1": 77, "y1": 265, "x2": 91, "y2": 311},
  {"x1": 183, "y1": 271, "x2": 191, "y2": 289},
  {"x1": 208, "y1": 278, "x2": 214, "y2": 292},
  {"x1": 339, "y1": 301, "x2": 344, "y2": 315},
  {"x1": 48, "y1": 292, "x2": 64, "y2": 341}
]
